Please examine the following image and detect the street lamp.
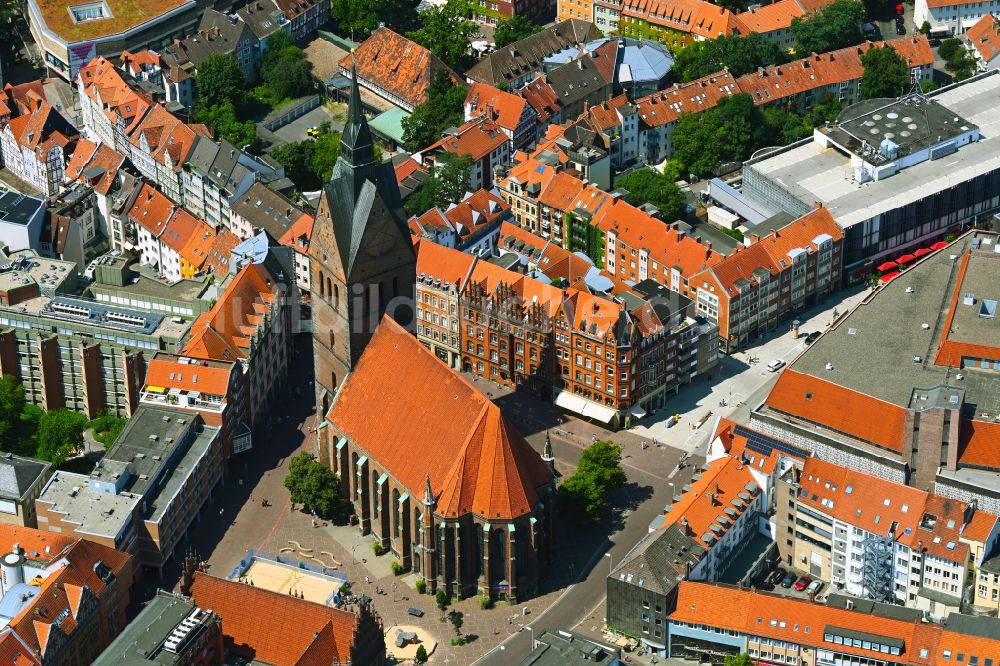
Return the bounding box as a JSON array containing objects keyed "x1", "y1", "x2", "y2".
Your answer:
[
  {"x1": 604, "y1": 552, "x2": 613, "y2": 577},
  {"x1": 666, "y1": 482, "x2": 675, "y2": 508}
]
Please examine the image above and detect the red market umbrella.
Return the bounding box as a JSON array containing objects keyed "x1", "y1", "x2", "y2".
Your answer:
[
  {"x1": 896, "y1": 253, "x2": 916, "y2": 264},
  {"x1": 913, "y1": 247, "x2": 932, "y2": 258},
  {"x1": 876, "y1": 260, "x2": 898, "y2": 272},
  {"x1": 931, "y1": 241, "x2": 949, "y2": 250},
  {"x1": 880, "y1": 271, "x2": 900, "y2": 283}
]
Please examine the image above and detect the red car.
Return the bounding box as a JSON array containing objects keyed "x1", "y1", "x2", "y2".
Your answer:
[
  {"x1": 895, "y1": 3, "x2": 904, "y2": 14},
  {"x1": 794, "y1": 575, "x2": 812, "y2": 591}
]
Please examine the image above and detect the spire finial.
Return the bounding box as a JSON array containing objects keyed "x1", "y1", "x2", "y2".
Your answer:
[{"x1": 423, "y1": 473, "x2": 434, "y2": 506}]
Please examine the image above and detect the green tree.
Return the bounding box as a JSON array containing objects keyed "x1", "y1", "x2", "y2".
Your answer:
[
  {"x1": 331, "y1": 0, "x2": 418, "y2": 39},
  {"x1": 195, "y1": 54, "x2": 246, "y2": 111},
  {"x1": 195, "y1": 101, "x2": 259, "y2": 150},
  {"x1": 725, "y1": 654, "x2": 755, "y2": 666},
  {"x1": 407, "y1": 0, "x2": 479, "y2": 72},
  {"x1": 937, "y1": 38, "x2": 962, "y2": 62},
  {"x1": 792, "y1": 0, "x2": 866, "y2": 56},
  {"x1": 674, "y1": 33, "x2": 782, "y2": 82},
  {"x1": 36, "y1": 410, "x2": 87, "y2": 466},
  {"x1": 89, "y1": 414, "x2": 126, "y2": 448},
  {"x1": 920, "y1": 79, "x2": 940, "y2": 93},
  {"x1": 945, "y1": 48, "x2": 977, "y2": 81},
  {"x1": 0, "y1": 375, "x2": 26, "y2": 446},
  {"x1": 270, "y1": 140, "x2": 319, "y2": 190},
  {"x1": 919, "y1": 20, "x2": 932, "y2": 34},
  {"x1": 494, "y1": 15, "x2": 541, "y2": 47},
  {"x1": 284, "y1": 453, "x2": 351, "y2": 521},
  {"x1": 671, "y1": 93, "x2": 765, "y2": 177},
  {"x1": 404, "y1": 152, "x2": 473, "y2": 216},
  {"x1": 435, "y1": 588, "x2": 449, "y2": 610},
  {"x1": 401, "y1": 71, "x2": 466, "y2": 151},
  {"x1": 311, "y1": 127, "x2": 343, "y2": 183},
  {"x1": 450, "y1": 610, "x2": 464, "y2": 635},
  {"x1": 615, "y1": 169, "x2": 687, "y2": 221},
  {"x1": 260, "y1": 34, "x2": 314, "y2": 101},
  {"x1": 662, "y1": 159, "x2": 685, "y2": 182},
  {"x1": 860, "y1": 45, "x2": 911, "y2": 99},
  {"x1": 804, "y1": 92, "x2": 842, "y2": 127},
  {"x1": 762, "y1": 106, "x2": 811, "y2": 145},
  {"x1": 558, "y1": 440, "x2": 626, "y2": 523},
  {"x1": 415, "y1": 644, "x2": 428, "y2": 663}
]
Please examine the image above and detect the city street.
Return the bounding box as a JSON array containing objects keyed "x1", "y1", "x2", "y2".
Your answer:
[{"x1": 628, "y1": 285, "x2": 869, "y2": 456}]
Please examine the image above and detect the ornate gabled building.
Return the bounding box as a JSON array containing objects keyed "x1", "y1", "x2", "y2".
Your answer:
[
  {"x1": 309, "y1": 70, "x2": 416, "y2": 414},
  {"x1": 323, "y1": 316, "x2": 555, "y2": 602}
]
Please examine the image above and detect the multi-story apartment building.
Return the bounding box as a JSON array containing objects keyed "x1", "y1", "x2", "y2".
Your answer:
[
  {"x1": 36, "y1": 406, "x2": 222, "y2": 576},
  {"x1": 0, "y1": 524, "x2": 136, "y2": 664},
  {"x1": 966, "y1": 13, "x2": 1000, "y2": 71},
  {"x1": 141, "y1": 352, "x2": 253, "y2": 464},
  {"x1": 464, "y1": 82, "x2": 538, "y2": 151},
  {"x1": 776, "y1": 456, "x2": 1000, "y2": 620},
  {"x1": 162, "y1": 10, "x2": 260, "y2": 90},
  {"x1": 0, "y1": 292, "x2": 190, "y2": 417},
  {"x1": 915, "y1": 0, "x2": 1000, "y2": 35},
  {"x1": 618, "y1": 0, "x2": 741, "y2": 51},
  {"x1": 417, "y1": 118, "x2": 511, "y2": 193},
  {"x1": 414, "y1": 239, "x2": 718, "y2": 424},
  {"x1": 182, "y1": 261, "x2": 294, "y2": 426},
  {"x1": 414, "y1": 239, "x2": 476, "y2": 369},
  {"x1": 130, "y1": 183, "x2": 237, "y2": 282},
  {"x1": 690, "y1": 205, "x2": 843, "y2": 352},
  {"x1": 278, "y1": 213, "x2": 314, "y2": 292},
  {"x1": 229, "y1": 181, "x2": 308, "y2": 241},
  {"x1": 0, "y1": 95, "x2": 76, "y2": 197}
]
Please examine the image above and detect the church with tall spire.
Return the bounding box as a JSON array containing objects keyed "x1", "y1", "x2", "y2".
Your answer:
[{"x1": 308, "y1": 69, "x2": 417, "y2": 414}]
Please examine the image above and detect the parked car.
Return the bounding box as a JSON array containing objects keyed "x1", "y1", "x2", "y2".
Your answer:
[
  {"x1": 407, "y1": 607, "x2": 424, "y2": 618},
  {"x1": 895, "y1": 3, "x2": 904, "y2": 14},
  {"x1": 306, "y1": 126, "x2": 320, "y2": 138},
  {"x1": 780, "y1": 571, "x2": 797, "y2": 588},
  {"x1": 767, "y1": 567, "x2": 787, "y2": 587},
  {"x1": 804, "y1": 331, "x2": 820, "y2": 345},
  {"x1": 806, "y1": 579, "x2": 824, "y2": 595},
  {"x1": 794, "y1": 575, "x2": 813, "y2": 591},
  {"x1": 767, "y1": 359, "x2": 786, "y2": 372}
]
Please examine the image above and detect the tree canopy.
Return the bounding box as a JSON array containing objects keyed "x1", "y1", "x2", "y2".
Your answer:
[
  {"x1": 494, "y1": 15, "x2": 542, "y2": 48},
  {"x1": 260, "y1": 35, "x2": 314, "y2": 102},
  {"x1": 792, "y1": 0, "x2": 865, "y2": 56},
  {"x1": 269, "y1": 124, "x2": 343, "y2": 191},
  {"x1": 615, "y1": 169, "x2": 687, "y2": 221},
  {"x1": 671, "y1": 93, "x2": 762, "y2": 177},
  {"x1": 37, "y1": 410, "x2": 87, "y2": 467},
  {"x1": 195, "y1": 54, "x2": 245, "y2": 111},
  {"x1": 90, "y1": 414, "x2": 126, "y2": 448},
  {"x1": 0, "y1": 375, "x2": 25, "y2": 446},
  {"x1": 331, "y1": 0, "x2": 419, "y2": 40},
  {"x1": 404, "y1": 152, "x2": 473, "y2": 216},
  {"x1": 195, "y1": 101, "x2": 259, "y2": 150},
  {"x1": 401, "y1": 71, "x2": 467, "y2": 151},
  {"x1": 284, "y1": 452, "x2": 351, "y2": 521},
  {"x1": 725, "y1": 655, "x2": 755, "y2": 666},
  {"x1": 558, "y1": 440, "x2": 627, "y2": 524},
  {"x1": 407, "y1": 0, "x2": 479, "y2": 72},
  {"x1": 674, "y1": 33, "x2": 783, "y2": 82},
  {"x1": 860, "y1": 45, "x2": 911, "y2": 100}
]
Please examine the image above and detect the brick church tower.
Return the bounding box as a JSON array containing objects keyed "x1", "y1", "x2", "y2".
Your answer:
[{"x1": 309, "y1": 69, "x2": 416, "y2": 414}]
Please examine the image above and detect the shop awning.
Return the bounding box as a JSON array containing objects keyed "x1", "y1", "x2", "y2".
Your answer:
[
  {"x1": 896, "y1": 253, "x2": 916, "y2": 264},
  {"x1": 554, "y1": 390, "x2": 589, "y2": 416},
  {"x1": 931, "y1": 241, "x2": 949, "y2": 250},
  {"x1": 913, "y1": 247, "x2": 932, "y2": 258},
  {"x1": 582, "y1": 401, "x2": 617, "y2": 423},
  {"x1": 630, "y1": 405, "x2": 648, "y2": 419},
  {"x1": 876, "y1": 260, "x2": 898, "y2": 272},
  {"x1": 880, "y1": 271, "x2": 900, "y2": 283}
]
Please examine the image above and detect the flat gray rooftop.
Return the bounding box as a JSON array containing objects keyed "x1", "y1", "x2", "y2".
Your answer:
[
  {"x1": 791, "y1": 231, "x2": 1000, "y2": 418},
  {"x1": 38, "y1": 471, "x2": 141, "y2": 540},
  {"x1": 827, "y1": 95, "x2": 974, "y2": 161},
  {"x1": 746, "y1": 72, "x2": 1000, "y2": 229},
  {"x1": 0, "y1": 191, "x2": 43, "y2": 226},
  {"x1": 945, "y1": 252, "x2": 1000, "y2": 351},
  {"x1": 93, "y1": 591, "x2": 208, "y2": 665},
  {"x1": 522, "y1": 630, "x2": 620, "y2": 665}
]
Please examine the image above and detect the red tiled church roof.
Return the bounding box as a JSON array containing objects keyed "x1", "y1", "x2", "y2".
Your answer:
[{"x1": 327, "y1": 317, "x2": 553, "y2": 521}]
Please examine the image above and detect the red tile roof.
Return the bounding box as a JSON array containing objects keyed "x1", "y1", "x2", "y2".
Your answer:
[
  {"x1": 635, "y1": 71, "x2": 741, "y2": 128},
  {"x1": 415, "y1": 238, "x2": 477, "y2": 288},
  {"x1": 340, "y1": 27, "x2": 462, "y2": 110},
  {"x1": 423, "y1": 118, "x2": 508, "y2": 161},
  {"x1": 968, "y1": 15, "x2": 1000, "y2": 69},
  {"x1": 187, "y1": 572, "x2": 358, "y2": 666},
  {"x1": 621, "y1": 0, "x2": 743, "y2": 39},
  {"x1": 670, "y1": 582, "x2": 977, "y2": 665},
  {"x1": 183, "y1": 263, "x2": 279, "y2": 362},
  {"x1": 279, "y1": 213, "x2": 314, "y2": 253},
  {"x1": 958, "y1": 419, "x2": 1000, "y2": 471},
  {"x1": 465, "y1": 82, "x2": 529, "y2": 134},
  {"x1": 712, "y1": 417, "x2": 808, "y2": 474},
  {"x1": 130, "y1": 183, "x2": 176, "y2": 237},
  {"x1": 327, "y1": 317, "x2": 553, "y2": 521},
  {"x1": 735, "y1": 0, "x2": 812, "y2": 34},
  {"x1": 518, "y1": 76, "x2": 561, "y2": 123},
  {"x1": 765, "y1": 369, "x2": 907, "y2": 453},
  {"x1": 144, "y1": 356, "x2": 235, "y2": 396},
  {"x1": 659, "y1": 455, "x2": 759, "y2": 547},
  {"x1": 444, "y1": 189, "x2": 509, "y2": 240}
]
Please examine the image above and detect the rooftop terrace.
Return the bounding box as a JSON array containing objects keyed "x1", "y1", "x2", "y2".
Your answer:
[{"x1": 29, "y1": 0, "x2": 192, "y2": 44}]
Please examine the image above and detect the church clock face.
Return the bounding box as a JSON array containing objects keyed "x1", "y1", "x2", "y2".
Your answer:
[{"x1": 363, "y1": 226, "x2": 396, "y2": 257}]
